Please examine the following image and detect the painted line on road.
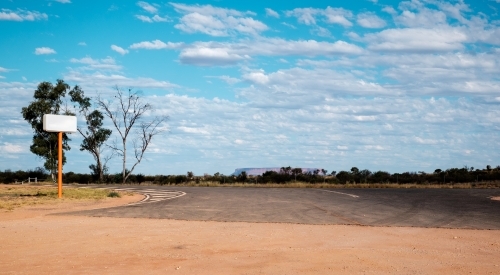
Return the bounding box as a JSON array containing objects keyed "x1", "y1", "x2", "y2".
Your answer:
[{"x1": 321, "y1": 190, "x2": 359, "y2": 198}]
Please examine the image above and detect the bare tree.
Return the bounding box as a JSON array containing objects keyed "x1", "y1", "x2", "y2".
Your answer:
[{"x1": 97, "y1": 87, "x2": 167, "y2": 184}]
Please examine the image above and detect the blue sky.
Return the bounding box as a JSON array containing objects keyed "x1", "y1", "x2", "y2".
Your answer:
[{"x1": 1, "y1": 0, "x2": 500, "y2": 176}]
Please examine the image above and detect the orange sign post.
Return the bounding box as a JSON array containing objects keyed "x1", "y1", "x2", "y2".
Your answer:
[
  {"x1": 58, "y1": 132, "x2": 63, "y2": 198},
  {"x1": 43, "y1": 114, "x2": 77, "y2": 199}
]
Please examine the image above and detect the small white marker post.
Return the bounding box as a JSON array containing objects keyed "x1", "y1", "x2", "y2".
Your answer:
[{"x1": 43, "y1": 114, "x2": 77, "y2": 198}]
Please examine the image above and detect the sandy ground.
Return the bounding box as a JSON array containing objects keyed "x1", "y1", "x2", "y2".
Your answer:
[{"x1": 1, "y1": 194, "x2": 500, "y2": 275}]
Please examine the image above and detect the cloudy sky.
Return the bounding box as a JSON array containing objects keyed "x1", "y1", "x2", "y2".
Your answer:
[{"x1": 1, "y1": 0, "x2": 499, "y2": 176}]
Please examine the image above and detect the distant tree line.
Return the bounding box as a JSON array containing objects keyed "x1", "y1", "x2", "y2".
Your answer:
[{"x1": 1, "y1": 165, "x2": 500, "y2": 185}]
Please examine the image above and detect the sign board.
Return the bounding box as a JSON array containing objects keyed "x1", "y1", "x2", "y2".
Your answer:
[{"x1": 43, "y1": 114, "x2": 77, "y2": 133}]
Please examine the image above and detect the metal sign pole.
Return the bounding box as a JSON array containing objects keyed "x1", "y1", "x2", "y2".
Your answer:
[
  {"x1": 58, "y1": 132, "x2": 62, "y2": 198},
  {"x1": 43, "y1": 114, "x2": 77, "y2": 199}
]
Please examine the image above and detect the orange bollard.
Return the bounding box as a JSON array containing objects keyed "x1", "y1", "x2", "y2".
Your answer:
[{"x1": 58, "y1": 132, "x2": 62, "y2": 198}]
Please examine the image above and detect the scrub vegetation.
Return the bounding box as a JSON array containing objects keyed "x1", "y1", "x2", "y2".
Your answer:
[{"x1": 1, "y1": 165, "x2": 499, "y2": 188}]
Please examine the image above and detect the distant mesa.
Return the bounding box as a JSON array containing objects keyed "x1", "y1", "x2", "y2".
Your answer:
[{"x1": 232, "y1": 167, "x2": 322, "y2": 176}]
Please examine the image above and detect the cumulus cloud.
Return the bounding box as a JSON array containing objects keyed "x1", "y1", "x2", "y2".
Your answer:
[
  {"x1": 78, "y1": 42, "x2": 87, "y2": 46},
  {"x1": 132, "y1": 93, "x2": 500, "y2": 174},
  {"x1": 217, "y1": 75, "x2": 241, "y2": 85},
  {"x1": 171, "y1": 3, "x2": 268, "y2": 36},
  {"x1": 265, "y1": 8, "x2": 280, "y2": 18},
  {"x1": 111, "y1": 45, "x2": 129, "y2": 55},
  {"x1": 0, "y1": 142, "x2": 24, "y2": 153},
  {"x1": 34, "y1": 47, "x2": 56, "y2": 55},
  {"x1": 395, "y1": 8, "x2": 448, "y2": 28},
  {"x1": 137, "y1": 1, "x2": 157, "y2": 14},
  {"x1": 286, "y1": 7, "x2": 353, "y2": 27},
  {"x1": 0, "y1": 9, "x2": 48, "y2": 21},
  {"x1": 365, "y1": 28, "x2": 467, "y2": 52},
  {"x1": 129, "y1": 40, "x2": 184, "y2": 50},
  {"x1": 177, "y1": 38, "x2": 363, "y2": 66},
  {"x1": 357, "y1": 12, "x2": 386, "y2": 28},
  {"x1": 135, "y1": 15, "x2": 153, "y2": 22},
  {"x1": 239, "y1": 67, "x2": 394, "y2": 106},
  {"x1": 70, "y1": 56, "x2": 122, "y2": 71},
  {"x1": 180, "y1": 47, "x2": 249, "y2": 66},
  {"x1": 54, "y1": 0, "x2": 71, "y2": 3},
  {"x1": 135, "y1": 14, "x2": 169, "y2": 22},
  {"x1": 63, "y1": 71, "x2": 179, "y2": 93}
]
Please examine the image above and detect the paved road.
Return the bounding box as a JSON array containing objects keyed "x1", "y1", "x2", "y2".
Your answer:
[{"x1": 62, "y1": 186, "x2": 500, "y2": 229}]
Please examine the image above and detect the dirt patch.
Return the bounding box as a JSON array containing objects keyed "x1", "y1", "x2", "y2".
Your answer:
[
  {"x1": 0, "y1": 191, "x2": 143, "y2": 220},
  {"x1": 1, "y1": 196, "x2": 499, "y2": 275}
]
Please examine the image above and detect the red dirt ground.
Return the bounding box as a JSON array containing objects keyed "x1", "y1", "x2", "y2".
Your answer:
[{"x1": 1, "y1": 193, "x2": 499, "y2": 274}]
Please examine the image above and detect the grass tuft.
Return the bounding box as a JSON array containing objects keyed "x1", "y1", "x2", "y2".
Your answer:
[{"x1": 107, "y1": 191, "x2": 121, "y2": 198}]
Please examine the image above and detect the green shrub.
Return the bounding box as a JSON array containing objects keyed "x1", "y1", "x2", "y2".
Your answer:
[{"x1": 107, "y1": 191, "x2": 121, "y2": 198}]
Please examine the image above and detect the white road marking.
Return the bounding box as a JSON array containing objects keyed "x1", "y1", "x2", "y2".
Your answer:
[
  {"x1": 77, "y1": 186, "x2": 186, "y2": 206},
  {"x1": 321, "y1": 190, "x2": 359, "y2": 198}
]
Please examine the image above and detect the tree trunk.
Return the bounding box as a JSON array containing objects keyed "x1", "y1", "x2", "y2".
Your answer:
[{"x1": 122, "y1": 138, "x2": 126, "y2": 184}]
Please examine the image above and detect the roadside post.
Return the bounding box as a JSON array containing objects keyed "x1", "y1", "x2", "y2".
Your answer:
[{"x1": 43, "y1": 114, "x2": 77, "y2": 198}]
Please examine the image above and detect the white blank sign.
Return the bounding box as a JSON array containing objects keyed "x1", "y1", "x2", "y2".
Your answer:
[{"x1": 43, "y1": 114, "x2": 77, "y2": 133}]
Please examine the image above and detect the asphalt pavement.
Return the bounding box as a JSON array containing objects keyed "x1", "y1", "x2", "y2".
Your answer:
[{"x1": 60, "y1": 186, "x2": 500, "y2": 229}]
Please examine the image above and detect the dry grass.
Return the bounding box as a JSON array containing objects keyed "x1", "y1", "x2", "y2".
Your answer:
[{"x1": 0, "y1": 185, "x2": 127, "y2": 211}]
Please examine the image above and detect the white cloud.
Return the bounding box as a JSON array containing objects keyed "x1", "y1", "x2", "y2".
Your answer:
[
  {"x1": 298, "y1": 51, "x2": 500, "y2": 97},
  {"x1": 0, "y1": 67, "x2": 9, "y2": 73},
  {"x1": 282, "y1": 22, "x2": 296, "y2": 29},
  {"x1": 64, "y1": 71, "x2": 179, "y2": 91},
  {"x1": 129, "y1": 40, "x2": 184, "y2": 50},
  {"x1": 136, "y1": 15, "x2": 152, "y2": 22},
  {"x1": 365, "y1": 28, "x2": 467, "y2": 52},
  {"x1": 34, "y1": 47, "x2": 56, "y2": 55},
  {"x1": 382, "y1": 6, "x2": 397, "y2": 15},
  {"x1": 54, "y1": 0, "x2": 71, "y2": 3},
  {"x1": 180, "y1": 47, "x2": 249, "y2": 66},
  {"x1": 311, "y1": 26, "x2": 331, "y2": 37},
  {"x1": 70, "y1": 56, "x2": 122, "y2": 71},
  {"x1": 111, "y1": 45, "x2": 129, "y2": 55},
  {"x1": 177, "y1": 38, "x2": 364, "y2": 66},
  {"x1": 0, "y1": 142, "x2": 24, "y2": 153},
  {"x1": 152, "y1": 15, "x2": 168, "y2": 22},
  {"x1": 207, "y1": 75, "x2": 241, "y2": 85},
  {"x1": 395, "y1": 9, "x2": 447, "y2": 28},
  {"x1": 78, "y1": 42, "x2": 87, "y2": 46},
  {"x1": 134, "y1": 93, "x2": 500, "y2": 174},
  {"x1": 178, "y1": 126, "x2": 210, "y2": 135},
  {"x1": 357, "y1": 12, "x2": 386, "y2": 28},
  {"x1": 242, "y1": 70, "x2": 270, "y2": 85},
  {"x1": 239, "y1": 67, "x2": 394, "y2": 104},
  {"x1": 171, "y1": 3, "x2": 268, "y2": 36},
  {"x1": 137, "y1": 1, "x2": 157, "y2": 14},
  {"x1": 286, "y1": 7, "x2": 353, "y2": 27},
  {"x1": 0, "y1": 9, "x2": 48, "y2": 21},
  {"x1": 265, "y1": 8, "x2": 280, "y2": 18},
  {"x1": 285, "y1": 8, "x2": 319, "y2": 25},
  {"x1": 325, "y1": 7, "x2": 353, "y2": 27},
  {"x1": 135, "y1": 14, "x2": 169, "y2": 23}
]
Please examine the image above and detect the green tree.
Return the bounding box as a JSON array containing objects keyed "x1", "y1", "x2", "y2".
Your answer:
[
  {"x1": 69, "y1": 86, "x2": 112, "y2": 183},
  {"x1": 292, "y1": 167, "x2": 302, "y2": 181},
  {"x1": 21, "y1": 80, "x2": 72, "y2": 182}
]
